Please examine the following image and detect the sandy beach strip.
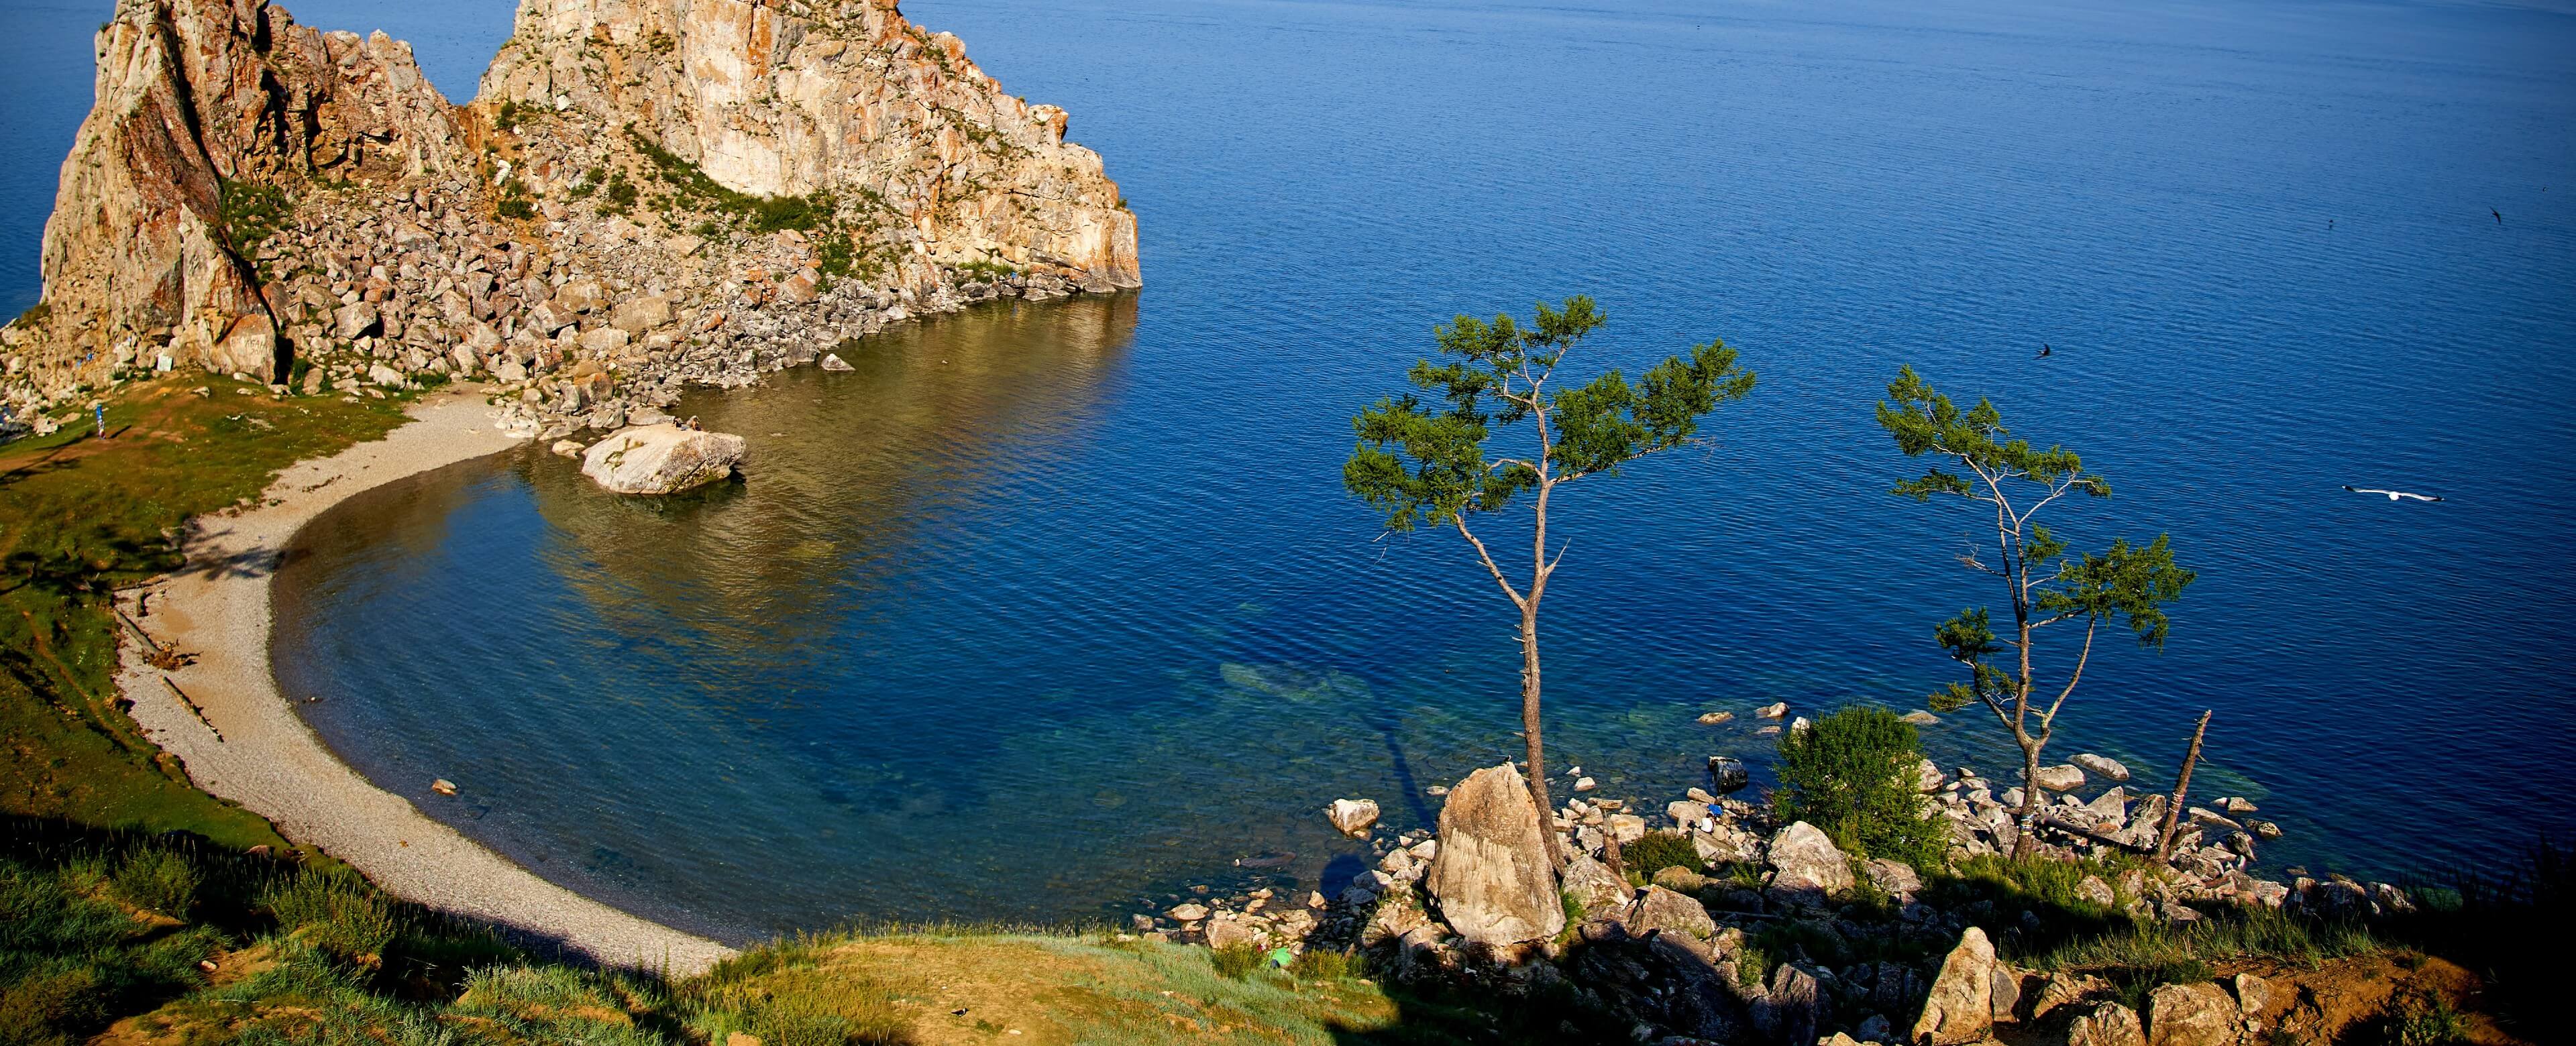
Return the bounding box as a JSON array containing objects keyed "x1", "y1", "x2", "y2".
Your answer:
[{"x1": 113, "y1": 386, "x2": 736, "y2": 976}]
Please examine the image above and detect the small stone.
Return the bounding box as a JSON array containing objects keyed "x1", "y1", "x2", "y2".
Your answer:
[
  {"x1": 1572, "y1": 776, "x2": 1597, "y2": 792},
  {"x1": 2221, "y1": 796, "x2": 2258, "y2": 814},
  {"x1": 429, "y1": 778, "x2": 458, "y2": 796},
  {"x1": 1696, "y1": 711, "x2": 1733, "y2": 724},
  {"x1": 820, "y1": 352, "x2": 855, "y2": 371}
]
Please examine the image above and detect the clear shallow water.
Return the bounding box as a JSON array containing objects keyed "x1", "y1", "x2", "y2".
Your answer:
[{"x1": 10, "y1": 0, "x2": 2572, "y2": 941}]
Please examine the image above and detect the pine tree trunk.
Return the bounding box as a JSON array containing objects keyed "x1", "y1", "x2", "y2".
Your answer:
[
  {"x1": 2012, "y1": 740, "x2": 2044, "y2": 859},
  {"x1": 1519, "y1": 604, "x2": 1564, "y2": 869}
]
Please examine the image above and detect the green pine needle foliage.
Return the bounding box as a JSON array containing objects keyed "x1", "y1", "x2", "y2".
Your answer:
[{"x1": 1774, "y1": 705, "x2": 1945, "y2": 868}]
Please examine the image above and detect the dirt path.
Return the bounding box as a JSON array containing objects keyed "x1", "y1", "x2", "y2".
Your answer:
[{"x1": 113, "y1": 386, "x2": 735, "y2": 974}]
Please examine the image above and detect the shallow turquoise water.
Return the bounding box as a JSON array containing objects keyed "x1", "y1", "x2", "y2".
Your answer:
[{"x1": 8, "y1": 0, "x2": 2571, "y2": 941}]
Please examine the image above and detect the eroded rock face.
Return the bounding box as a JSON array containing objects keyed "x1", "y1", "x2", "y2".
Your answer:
[
  {"x1": 580, "y1": 424, "x2": 745, "y2": 493},
  {"x1": 1424, "y1": 763, "x2": 1564, "y2": 946},
  {"x1": 29, "y1": 0, "x2": 468, "y2": 389},
  {"x1": 480, "y1": 0, "x2": 1138, "y2": 288}
]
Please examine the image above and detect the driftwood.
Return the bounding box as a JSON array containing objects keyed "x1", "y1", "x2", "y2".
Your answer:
[{"x1": 2154, "y1": 710, "x2": 2213, "y2": 862}]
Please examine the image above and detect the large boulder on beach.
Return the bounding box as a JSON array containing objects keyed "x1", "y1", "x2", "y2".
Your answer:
[
  {"x1": 580, "y1": 424, "x2": 745, "y2": 494},
  {"x1": 1424, "y1": 763, "x2": 1563, "y2": 945},
  {"x1": 2033, "y1": 764, "x2": 2088, "y2": 791}
]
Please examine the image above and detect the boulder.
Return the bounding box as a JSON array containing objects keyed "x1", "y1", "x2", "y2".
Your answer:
[
  {"x1": 1697, "y1": 711, "x2": 1733, "y2": 724},
  {"x1": 335, "y1": 300, "x2": 382, "y2": 339},
  {"x1": 1625, "y1": 885, "x2": 1715, "y2": 941},
  {"x1": 1167, "y1": 902, "x2": 1208, "y2": 922},
  {"x1": 1707, "y1": 756, "x2": 1751, "y2": 793},
  {"x1": 1667, "y1": 799, "x2": 1713, "y2": 831},
  {"x1": 1560, "y1": 853, "x2": 1629, "y2": 915},
  {"x1": 1916, "y1": 757, "x2": 1945, "y2": 792},
  {"x1": 1424, "y1": 763, "x2": 1564, "y2": 945},
  {"x1": 1325, "y1": 798, "x2": 1379, "y2": 838},
  {"x1": 526, "y1": 299, "x2": 578, "y2": 334},
  {"x1": 1910, "y1": 927, "x2": 1996, "y2": 1046},
  {"x1": 2077, "y1": 874, "x2": 2116, "y2": 907},
  {"x1": 610, "y1": 295, "x2": 672, "y2": 333},
  {"x1": 1203, "y1": 914, "x2": 1258, "y2": 950},
  {"x1": 2033, "y1": 764, "x2": 2087, "y2": 792},
  {"x1": 549, "y1": 439, "x2": 586, "y2": 457},
  {"x1": 2068, "y1": 1001, "x2": 2147, "y2": 1046},
  {"x1": 1692, "y1": 821, "x2": 1762, "y2": 864},
  {"x1": 2145, "y1": 982, "x2": 2240, "y2": 1046},
  {"x1": 1755, "y1": 701, "x2": 1788, "y2": 718},
  {"x1": 1764, "y1": 821, "x2": 1854, "y2": 904},
  {"x1": 557, "y1": 279, "x2": 609, "y2": 312},
  {"x1": 2232, "y1": 973, "x2": 2273, "y2": 1021},
  {"x1": 1900, "y1": 709, "x2": 1941, "y2": 725},
  {"x1": 1754, "y1": 962, "x2": 1823, "y2": 1045},
  {"x1": 211, "y1": 314, "x2": 277, "y2": 378},
  {"x1": 579, "y1": 424, "x2": 746, "y2": 494},
  {"x1": 820, "y1": 352, "x2": 855, "y2": 371},
  {"x1": 2073, "y1": 753, "x2": 2132, "y2": 781},
  {"x1": 1863, "y1": 857, "x2": 1922, "y2": 896}
]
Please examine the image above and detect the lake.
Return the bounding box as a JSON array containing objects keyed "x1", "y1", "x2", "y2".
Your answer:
[{"x1": 9, "y1": 0, "x2": 2573, "y2": 943}]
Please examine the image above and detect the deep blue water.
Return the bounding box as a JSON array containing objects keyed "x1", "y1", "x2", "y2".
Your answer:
[{"x1": 10, "y1": 0, "x2": 2575, "y2": 942}]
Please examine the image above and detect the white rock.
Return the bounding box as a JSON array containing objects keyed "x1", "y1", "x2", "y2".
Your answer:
[
  {"x1": 579, "y1": 424, "x2": 745, "y2": 494},
  {"x1": 820, "y1": 352, "x2": 855, "y2": 371},
  {"x1": 2072, "y1": 753, "x2": 2131, "y2": 782}
]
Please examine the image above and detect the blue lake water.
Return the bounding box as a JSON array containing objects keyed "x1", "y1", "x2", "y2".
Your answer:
[{"x1": 9, "y1": 0, "x2": 2575, "y2": 941}]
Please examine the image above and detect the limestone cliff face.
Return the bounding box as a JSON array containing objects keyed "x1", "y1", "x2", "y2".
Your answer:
[
  {"x1": 29, "y1": 0, "x2": 468, "y2": 386},
  {"x1": 5, "y1": 0, "x2": 1136, "y2": 416},
  {"x1": 478, "y1": 0, "x2": 1139, "y2": 288}
]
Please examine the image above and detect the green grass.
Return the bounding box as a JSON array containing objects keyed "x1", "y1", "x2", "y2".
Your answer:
[
  {"x1": 1622, "y1": 831, "x2": 1701, "y2": 878},
  {"x1": 1, "y1": 376, "x2": 407, "y2": 848}
]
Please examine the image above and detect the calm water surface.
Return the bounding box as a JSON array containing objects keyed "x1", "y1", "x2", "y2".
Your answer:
[{"x1": 9, "y1": 0, "x2": 2574, "y2": 941}]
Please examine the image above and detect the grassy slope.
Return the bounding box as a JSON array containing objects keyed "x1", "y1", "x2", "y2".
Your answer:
[{"x1": 0, "y1": 376, "x2": 405, "y2": 848}]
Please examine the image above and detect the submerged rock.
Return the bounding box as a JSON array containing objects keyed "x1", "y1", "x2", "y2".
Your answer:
[
  {"x1": 580, "y1": 424, "x2": 745, "y2": 494},
  {"x1": 1325, "y1": 798, "x2": 1379, "y2": 838}
]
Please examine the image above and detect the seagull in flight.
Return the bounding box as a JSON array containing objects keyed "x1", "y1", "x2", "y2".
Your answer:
[{"x1": 2344, "y1": 485, "x2": 2443, "y2": 503}]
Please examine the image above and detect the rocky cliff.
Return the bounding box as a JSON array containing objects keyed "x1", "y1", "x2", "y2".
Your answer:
[{"x1": 2, "y1": 0, "x2": 1137, "y2": 430}]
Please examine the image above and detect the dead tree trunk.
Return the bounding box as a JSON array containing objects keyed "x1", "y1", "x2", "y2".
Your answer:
[{"x1": 2154, "y1": 709, "x2": 2213, "y2": 863}]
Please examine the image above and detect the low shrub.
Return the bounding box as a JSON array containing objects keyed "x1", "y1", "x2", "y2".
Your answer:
[
  {"x1": 1210, "y1": 942, "x2": 1264, "y2": 980},
  {"x1": 1774, "y1": 705, "x2": 1945, "y2": 868},
  {"x1": 109, "y1": 847, "x2": 197, "y2": 916},
  {"x1": 261, "y1": 869, "x2": 396, "y2": 967},
  {"x1": 1624, "y1": 831, "x2": 1703, "y2": 878}
]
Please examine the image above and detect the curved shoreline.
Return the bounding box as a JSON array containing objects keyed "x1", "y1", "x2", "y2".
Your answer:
[{"x1": 113, "y1": 386, "x2": 735, "y2": 976}]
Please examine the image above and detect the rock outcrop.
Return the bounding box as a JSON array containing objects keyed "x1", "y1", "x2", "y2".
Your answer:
[
  {"x1": 478, "y1": 0, "x2": 1138, "y2": 288},
  {"x1": 580, "y1": 424, "x2": 745, "y2": 493},
  {"x1": 23, "y1": 0, "x2": 470, "y2": 390},
  {"x1": 1424, "y1": 763, "x2": 1564, "y2": 946},
  {"x1": 5, "y1": 0, "x2": 1137, "y2": 427}
]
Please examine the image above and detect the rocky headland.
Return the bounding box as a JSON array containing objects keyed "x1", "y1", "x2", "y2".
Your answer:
[{"x1": 2, "y1": 0, "x2": 1138, "y2": 440}]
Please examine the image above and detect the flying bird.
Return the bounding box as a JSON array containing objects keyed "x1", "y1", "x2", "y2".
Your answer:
[
  {"x1": 2493, "y1": 209, "x2": 2504, "y2": 225},
  {"x1": 2037, "y1": 343, "x2": 2053, "y2": 358},
  {"x1": 2344, "y1": 485, "x2": 2443, "y2": 503}
]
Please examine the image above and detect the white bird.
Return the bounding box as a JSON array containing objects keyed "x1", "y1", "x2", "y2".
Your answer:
[{"x1": 2344, "y1": 485, "x2": 2443, "y2": 502}]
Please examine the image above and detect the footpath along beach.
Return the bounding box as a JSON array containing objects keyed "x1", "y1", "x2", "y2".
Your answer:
[{"x1": 110, "y1": 385, "x2": 735, "y2": 974}]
